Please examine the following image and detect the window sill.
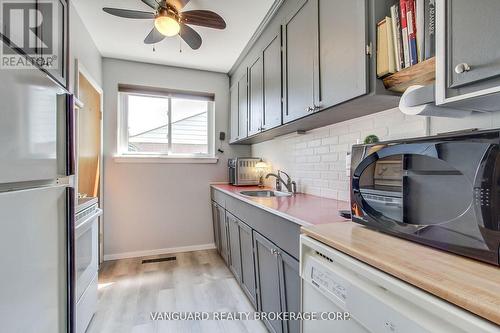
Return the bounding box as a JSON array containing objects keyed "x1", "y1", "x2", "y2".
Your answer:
[{"x1": 113, "y1": 155, "x2": 219, "y2": 164}]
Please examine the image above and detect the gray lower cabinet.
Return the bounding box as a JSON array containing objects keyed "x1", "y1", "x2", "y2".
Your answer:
[
  {"x1": 211, "y1": 189, "x2": 300, "y2": 331},
  {"x1": 211, "y1": 201, "x2": 221, "y2": 253},
  {"x1": 218, "y1": 205, "x2": 229, "y2": 265},
  {"x1": 283, "y1": 0, "x2": 319, "y2": 124},
  {"x1": 238, "y1": 219, "x2": 258, "y2": 308},
  {"x1": 254, "y1": 232, "x2": 283, "y2": 333},
  {"x1": 227, "y1": 212, "x2": 242, "y2": 282},
  {"x1": 318, "y1": 0, "x2": 367, "y2": 108},
  {"x1": 263, "y1": 29, "x2": 283, "y2": 131},
  {"x1": 278, "y1": 250, "x2": 300, "y2": 333}
]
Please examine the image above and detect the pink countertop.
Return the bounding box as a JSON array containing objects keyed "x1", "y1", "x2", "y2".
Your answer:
[{"x1": 211, "y1": 184, "x2": 350, "y2": 226}]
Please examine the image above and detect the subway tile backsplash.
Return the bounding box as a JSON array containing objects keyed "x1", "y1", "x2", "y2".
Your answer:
[
  {"x1": 251, "y1": 107, "x2": 427, "y2": 201},
  {"x1": 251, "y1": 106, "x2": 500, "y2": 201}
]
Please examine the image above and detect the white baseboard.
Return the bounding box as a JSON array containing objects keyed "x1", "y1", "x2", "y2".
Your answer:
[{"x1": 103, "y1": 243, "x2": 216, "y2": 261}]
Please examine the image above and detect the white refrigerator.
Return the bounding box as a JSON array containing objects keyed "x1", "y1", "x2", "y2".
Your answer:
[{"x1": 0, "y1": 42, "x2": 75, "y2": 332}]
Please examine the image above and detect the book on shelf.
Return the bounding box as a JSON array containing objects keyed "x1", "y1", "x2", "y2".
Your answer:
[
  {"x1": 424, "y1": 0, "x2": 436, "y2": 59},
  {"x1": 416, "y1": 0, "x2": 425, "y2": 62},
  {"x1": 406, "y1": 0, "x2": 418, "y2": 66},
  {"x1": 377, "y1": 17, "x2": 397, "y2": 78},
  {"x1": 399, "y1": 0, "x2": 411, "y2": 68},
  {"x1": 390, "y1": 4, "x2": 404, "y2": 71}
]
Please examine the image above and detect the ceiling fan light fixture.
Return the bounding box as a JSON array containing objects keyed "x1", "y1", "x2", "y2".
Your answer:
[{"x1": 154, "y1": 15, "x2": 180, "y2": 37}]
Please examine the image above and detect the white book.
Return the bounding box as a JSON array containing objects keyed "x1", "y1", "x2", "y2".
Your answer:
[
  {"x1": 416, "y1": 0, "x2": 425, "y2": 62},
  {"x1": 390, "y1": 5, "x2": 403, "y2": 71}
]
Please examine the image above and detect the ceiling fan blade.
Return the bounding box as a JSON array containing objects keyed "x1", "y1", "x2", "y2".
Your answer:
[
  {"x1": 181, "y1": 10, "x2": 226, "y2": 29},
  {"x1": 179, "y1": 23, "x2": 202, "y2": 50},
  {"x1": 144, "y1": 27, "x2": 166, "y2": 44},
  {"x1": 103, "y1": 8, "x2": 155, "y2": 19},
  {"x1": 169, "y1": 0, "x2": 191, "y2": 10},
  {"x1": 141, "y1": 0, "x2": 159, "y2": 10}
]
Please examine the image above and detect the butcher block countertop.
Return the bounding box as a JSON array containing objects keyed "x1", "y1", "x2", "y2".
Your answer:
[
  {"x1": 211, "y1": 184, "x2": 350, "y2": 226},
  {"x1": 302, "y1": 222, "x2": 500, "y2": 326}
]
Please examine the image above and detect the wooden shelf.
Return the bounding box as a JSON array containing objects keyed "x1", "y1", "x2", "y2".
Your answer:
[{"x1": 382, "y1": 57, "x2": 436, "y2": 93}]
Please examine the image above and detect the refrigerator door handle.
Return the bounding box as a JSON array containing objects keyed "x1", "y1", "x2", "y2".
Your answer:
[{"x1": 56, "y1": 175, "x2": 75, "y2": 188}]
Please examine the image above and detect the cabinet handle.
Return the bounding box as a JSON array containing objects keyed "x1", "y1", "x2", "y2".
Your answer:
[{"x1": 455, "y1": 63, "x2": 471, "y2": 74}]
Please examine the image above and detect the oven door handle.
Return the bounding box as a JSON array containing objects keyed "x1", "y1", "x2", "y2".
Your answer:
[{"x1": 76, "y1": 209, "x2": 102, "y2": 237}]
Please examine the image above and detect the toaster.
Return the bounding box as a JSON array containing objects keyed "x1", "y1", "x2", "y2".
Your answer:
[{"x1": 228, "y1": 158, "x2": 261, "y2": 186}]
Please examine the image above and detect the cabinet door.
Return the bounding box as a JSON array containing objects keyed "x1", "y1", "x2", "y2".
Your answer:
[
  {"x1": 283, "y1": 0, "x2": 319, "y2": 123},
  {"x1": 40, "y1": 0, "x2": 68, "y2": 88},
  {"x1": 254, "y1": 232, "x2": 283, "y2": 333},
  {"x1": 238, "y1": 73, "x2": 249, "y2": 139},
  {"x1": 442, "y1": 0, "x2": 500, "y2": 99},
  {"x1": 227, "y1": 213, "x2": 242, "y2": 282},
  {"x1": 263, "y1": 31, "x2": 283, "y2": 131},
  {"x1": 218, "y1": 206, "x2": 229, "y2": 264},
  {"x1": 239, "y1": 220, "x2": 257, "y2": 308},
  {"x1": 248, "y1": 57, "x2": 264, "y2": 136},
  {"x1": 278, "y1": 251, "x2": 300, "y2": 333},
  {"x1": 447, "y1": 0, "x2": 500, "y2": 88},
  {"x1": 211, "y1": 202, "x2": 221, "y2": 254},
  {"x1": 230, "y1": 84, "x2": 240, "y2": 143},
  {"x1": 319, "y1": 0, "x2": 367, "y2": 108}
]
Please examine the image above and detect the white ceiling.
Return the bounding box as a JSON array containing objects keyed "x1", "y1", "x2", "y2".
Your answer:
[{"x1": 72, "y1": 0, "x2": 275, "y2": 73}]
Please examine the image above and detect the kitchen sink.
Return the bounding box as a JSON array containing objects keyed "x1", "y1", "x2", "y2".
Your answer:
[{"x1": 239, "y1": 190, "x2": 293, "y2": 198}]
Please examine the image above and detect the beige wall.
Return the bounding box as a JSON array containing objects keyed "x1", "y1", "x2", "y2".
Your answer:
[{"x1": 102, "y1": 58, "x2": 250, "y2": 260}]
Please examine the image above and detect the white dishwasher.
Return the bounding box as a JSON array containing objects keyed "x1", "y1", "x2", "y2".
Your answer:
[{"x1": 300, "y1": 235, "x2": 500, "y2": 333}]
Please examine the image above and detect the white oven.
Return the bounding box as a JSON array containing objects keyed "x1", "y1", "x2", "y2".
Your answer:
[{"x1": 75, "y1": 202, "x2": 102, "y2": 333}]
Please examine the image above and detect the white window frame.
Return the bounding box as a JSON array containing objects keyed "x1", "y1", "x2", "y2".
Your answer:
[{"x1": 116, "y1": 88, "x2": 217, "y2": 164}]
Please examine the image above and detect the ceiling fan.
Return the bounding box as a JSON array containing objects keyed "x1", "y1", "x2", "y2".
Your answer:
[{"x1": 103, "y1": 0, "x2": 226, "y2": 50}]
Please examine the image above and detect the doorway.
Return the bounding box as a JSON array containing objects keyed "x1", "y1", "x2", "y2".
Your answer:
[{"x1": 75, "y1": 61, "x2": 104, "y2": 264}]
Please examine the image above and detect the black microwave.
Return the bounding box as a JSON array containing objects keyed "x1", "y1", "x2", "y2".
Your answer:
[{"x1": 350, "y1": 129, "x2": 500, "y2": 265}]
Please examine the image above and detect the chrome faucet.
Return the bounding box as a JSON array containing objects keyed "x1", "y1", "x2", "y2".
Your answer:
[{"x1": 265, "y1": 170, "x2": 297, "y2": 194}]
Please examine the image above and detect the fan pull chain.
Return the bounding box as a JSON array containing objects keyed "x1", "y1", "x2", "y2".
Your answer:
[
  {"x1": 179, "y1": 39, "x2": 182, "y2": 53},
  {"x1": 153, "y1": 44, "x2": 156, "y2": 52}
]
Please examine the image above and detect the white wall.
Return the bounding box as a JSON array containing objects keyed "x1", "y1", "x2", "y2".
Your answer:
[
  {"x1": 68, "y1": 2, "x2": 102, "y2": 91},
  {"x1": 102, "y1": 58, "x2": 250, "y2": 260},
  {"x1": 252, "y1": 108, "x2": 500, "y2": 201}
]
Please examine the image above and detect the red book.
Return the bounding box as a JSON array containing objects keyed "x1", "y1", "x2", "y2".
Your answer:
[
  {"x1": 400, "y1": 0, "x2": 410, "y2": 68},
  {"x1": 406, "y1": 0, "x2": 418, "y2": 65}
]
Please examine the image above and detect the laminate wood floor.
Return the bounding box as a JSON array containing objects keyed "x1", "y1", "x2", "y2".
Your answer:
[{"x1": 86, "y1": 249, "x2": 268, "y2": 333}]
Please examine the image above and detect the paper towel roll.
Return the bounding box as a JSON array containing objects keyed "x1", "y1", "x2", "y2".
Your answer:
[{"x1": 399, "y1": 85, "x2": 472, "y2": 118}]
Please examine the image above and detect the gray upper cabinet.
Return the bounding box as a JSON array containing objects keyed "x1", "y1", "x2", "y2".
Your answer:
[
  {"x1": 238, "y1": 73, "x2": 249, "y2": 139},
  {"x1": 283, "y1": 0, "x2": 319, "y2": 124},
  {"x1": 239, "y1": 220, "x2": 257, "y2": 308},
  {"x1": 227, "y1": 213, "x2": 242, "y2": 282},
  {"x1": 436, "y1": 0, "x2": 500, "y2": 108},
  {"x1": 278, "y1": 251, "x2": 300, "y2": 333},
  {"x1": 263, "y1": 30, "x2": 283, "y2": 131},
  {"x1": 248, "y1": 57, "x2": 264, "y2": 136},
  {"x1": 318, "y1": 0, "x2": 367, "y2": 108},
  {"x1": 254, "y1": 232, "x2": 283, "y2": 333},
  {"x1": 229, "y1": 84, "x2": 239, "y2": 143}
]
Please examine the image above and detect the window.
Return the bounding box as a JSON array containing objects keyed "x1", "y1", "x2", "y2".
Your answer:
[{"x1": 117, "y1": 85, "x2": 215, "y2": 159}]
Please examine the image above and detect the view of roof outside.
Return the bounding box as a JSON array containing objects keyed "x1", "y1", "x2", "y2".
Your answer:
[{"x1": 127, "y1": 94, "x2": 209, "y2": 155}]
